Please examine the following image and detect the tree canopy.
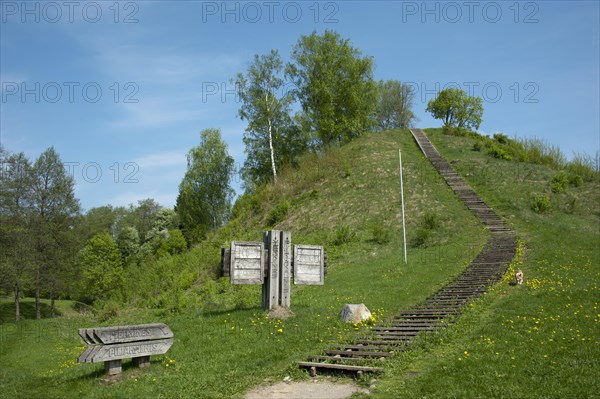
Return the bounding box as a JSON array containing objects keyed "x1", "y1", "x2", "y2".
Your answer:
[
  {"x1": 176, "y1": 128, "x2": 235, "y2": 243},
  {"x1": 286, "y1": 30, "x2": 377, "y2": 146},
  {"x1": 376, "y1": 80, "x2": 417, "y2": 130},
  {"x1": 426, "y1": 88, "x2": 484, "y2": 131},
  {"x1": 235, "y1": 50, "x2": 308, "y2": 188}
]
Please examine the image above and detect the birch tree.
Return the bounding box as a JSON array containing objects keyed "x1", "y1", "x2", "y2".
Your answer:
[{"x1": 235, "y1": 50, "x2": 295, "y2": 186}]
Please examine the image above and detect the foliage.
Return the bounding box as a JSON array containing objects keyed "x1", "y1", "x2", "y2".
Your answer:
[
  {"x1": 0, "y1": 150, "x2": 34, "y2": 321},
  {"x1": 287, "y1": 30, "x2": 377, "y2": 146},
  {"x1": 550, "y1": 171, "x2": 569, "y2": 193},
  {"x1": 487, "y1": 145, "x2": 512, "y2": 161},
  {"x1": 332, "y1": 225, "x2": 357, "y2": 246},
  {"x1": 426, "y1": 88, "x2": 483, "y2": 131},
  {"x1": 235, "y1": 50, "x2": 308, "y2": 187},
  {"x1": 375, "y1": 80, "x2": 416, "y2": 130},
  {"x1": 370, "y1": 224, "x2": 392, "y2": 244},
  {"x1": 267, "y1": 199, "x2": 290, "y2": 227},
  {"x1": 423, "y1": 211, "x2": 441, "y2": 230},
  {"x1": 568, "y1": 174, "x2": 583, "y2": 187},
  {"x1": 566, "y1": 151, "x2": 599, "y2": 182},
  {"x1": 493, "y1": 132, "x2": 509, "y2": 145},
  {"x1": 176, "y1": 128, "x2": 235, "y2": 243},
  {"x1": 156, "y1": 229, "x2": 188, "y2": 257},
  {"x1": 412, "y1": 211, "x2": 442, "y2": 247},
  {"x1": 78, "y1": 232, "x2": 125, "y2": 304},
  {"x1": 472, "y1": 140, "x2": 483, "y2": 152},
  {"x1": 116, "y1": 225, "x2": 140, "y2": 263},
  {"x1": 30, "y1": 147, "x2": 81, "y2": 318},
  {"x1": 4, "y1": 128, "x2": 598, "y2": 398},
  {"x1": 531, "y1": 194, "x2": 551, "y2": 213}
]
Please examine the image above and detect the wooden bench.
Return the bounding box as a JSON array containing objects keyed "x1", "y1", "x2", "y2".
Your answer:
[{"x1": 78, "y1": 323, "x2": 173, "y2": 375}]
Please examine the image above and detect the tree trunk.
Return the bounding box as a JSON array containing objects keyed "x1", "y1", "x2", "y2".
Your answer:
[
  {"x1": 50, "y1": 283, "x2": 55, "y2": 318},
  {"x1": 14, "y1": 284, "x2": 20, "y2": 322},
  {"x1": 268, "y1": 120, "x2": 277, "y2": 182},
  {"x1": 266, "y1": 92, "x2": 277, "y2": 183},
  {"x1": 35, "y1": 266, "x2": 41, "y2": 320}
]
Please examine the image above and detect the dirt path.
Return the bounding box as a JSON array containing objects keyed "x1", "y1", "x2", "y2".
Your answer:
[{"x1": 244, "y1": 380, "x2": 368, "y2": 399}]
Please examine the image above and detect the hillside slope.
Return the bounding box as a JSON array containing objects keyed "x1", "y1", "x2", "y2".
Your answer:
[
  {"x1": 370, "y1": 128, "x2": 599, "y2": 398},
  {"x1": 1, "y1": 129, "x2": 487, "y2": 398},
  {"x1": 1, "y1": 128, "x2": 597, "y2": 398}
]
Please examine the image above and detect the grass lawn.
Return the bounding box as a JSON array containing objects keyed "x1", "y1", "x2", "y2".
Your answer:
[{"x1": 1, "y1": 128, "x2": 597, "y2": 398}]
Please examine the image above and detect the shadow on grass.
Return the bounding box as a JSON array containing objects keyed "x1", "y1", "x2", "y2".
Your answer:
[
  {"x1": 0, "y1": 300, "x2": 60, "y2": 323},
  {"x1": 72, "y1": 357, "x2": 164, "y2": 384},
  {"x1": 197, "y1": 304, "x2": 264, "y2": 318}
]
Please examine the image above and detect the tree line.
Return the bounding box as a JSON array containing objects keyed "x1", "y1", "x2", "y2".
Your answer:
[
  {"x1": 0, "y1": 145, "x2": 187, "y2": 320},
  {"x1": 234, "y1": 30, "x2": 417, "y2": 188},
  {"x1": 1, "y1": 30, "x2": 426, "y2": 320},
  {"x1": 175, "y1": 30, "x2": 418, "y2": 242}
]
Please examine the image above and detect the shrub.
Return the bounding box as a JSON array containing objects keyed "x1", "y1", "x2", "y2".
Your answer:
[
  {"x1": 563, "y1": 196, "x2": 576, "y2": 214},
  {"x1": 487, "y1": 146, "x2": 512, "y2": 161},
  {"x1": 412, "y1": 227, "x2": 430, "y2": 247},
  {"x1": 472, "y1": 141, "x2": 483, "y2": 152},
  {"x1": 550, "y1": 171, "x2": 569, "y2": 193},
  {"x1": 493, "y1": 133, "x2": 509, "y2": 145},
  {"x1": 516, "y1": 137, "x2": 566, "y2": 168},
  {"x1": 332, "y1": 225, "x2": 357, "y2": 246},
  {"x1": 267, "y1": 200, "x2": 290, "y2": 226},
  {"x1": 371, "y1": 224, "x2": 392, "y2": 244},
  {"x1": 568, "y1": 174, "x2": 583, "y2": 187},
  {"x1": 566, "y1": 152, "x2": 599, "y2": 182},
  {"x1": 423, "y1": 211, "x2": 441, "y2": 230},
  {"x1": 531, "y1": 194, "x2": 550, "y2": 213}
]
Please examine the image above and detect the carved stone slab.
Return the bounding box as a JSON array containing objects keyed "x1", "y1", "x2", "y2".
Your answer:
[
  {"x1": 230, "y1": 241, "x2": 264, "y2": 284},
  {"x1": 78, "y1": 338, "x2": 173, "y2": 363},
  {"x1": 294, "y1": 245, "x2": 325, "y2": 285},
  {"x1": 78, "y1": 323, "x2": 173, "y2": 345}
]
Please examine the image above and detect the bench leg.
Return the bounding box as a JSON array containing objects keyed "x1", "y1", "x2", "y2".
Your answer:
[
  {"x1": 133, "y1": 356, "x2": 151, "y2": 368},
  {"x1": 105, "y1": 359, "x2": 122, "y2": 375}
]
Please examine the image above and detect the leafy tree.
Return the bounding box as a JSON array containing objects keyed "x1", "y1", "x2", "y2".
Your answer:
[
  {"x1": 124, "y1": 199, "x2": 162, "y2": 242},
  {"x1": 176, "y1": 128, "x2": 235, "y2": 243},
  {"x1": 287, "y1": 30, "x2": 377, "y2": 146},
  {"x1": 156, "y1": 229, "x2": 187, "y2": 257},
  {"x1": 376, "y1": 80, "x2": 417, "y2": 130},
  {"x1": 0, "y1": 149, "x2": 33, "y2": 321},
  {"x1": 30, "y1": 147, "x2": 80, "y2": 318},
  {"x1": 137, "y1": 208, "x2": 180, "y2": 259},
  {"x1": 79, "y1": 232, "x2": 124, "y2": 303},
  {"x1": 116, "y1": 225, "x2": 140, "y2": 264},
  {"x1": 235, "y1": 50, "x2": 296, "y2": 185},
  {"x1": 426, "y1": 88, "x2": 484, "y2": 131},
  {"x1": 75, "y1": 205, "x2": 123, "y2": 243}
]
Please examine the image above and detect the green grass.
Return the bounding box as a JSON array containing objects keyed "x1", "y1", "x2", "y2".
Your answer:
[
  {"x1": 1, "y1": 128, "x2": 597, "y2": 398},
  {"x1": 1, "y1": 130, "x2": 486, "y2": 398},
  {"x1": 363, "y1": 128, "x2": 600, "y2": 398}
]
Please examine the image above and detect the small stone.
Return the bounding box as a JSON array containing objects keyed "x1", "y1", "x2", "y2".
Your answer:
[{"x1": 283, "y1": 376, "x2": 292, "y2": 382}]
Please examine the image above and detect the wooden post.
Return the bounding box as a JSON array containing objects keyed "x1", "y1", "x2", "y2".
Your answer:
[
  {"x1": 263, "y1": 230, "x2": 280, "y2": 310},
  {"x1": 133, "y1": 356, "x2": 150, "y2": 368},
  {"x1": 105, "y1": 359, "x2": 122, "y2": 375},
  {"x1": 279, "y1": 231, "x2": 291, "y2": 308}
]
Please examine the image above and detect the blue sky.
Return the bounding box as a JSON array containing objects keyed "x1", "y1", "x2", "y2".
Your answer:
[{"x1": 1, "y1": 1, "x2": 598, "y2": 211}]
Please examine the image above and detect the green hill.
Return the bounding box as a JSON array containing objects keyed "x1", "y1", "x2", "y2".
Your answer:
[{"x1": 1, "y1": 129, "x2": 598, "y2": 398}]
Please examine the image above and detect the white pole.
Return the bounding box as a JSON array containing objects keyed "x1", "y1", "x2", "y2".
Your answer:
[{"x1": 399, "y1": 149, "x2": 408, "y2": 264}]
